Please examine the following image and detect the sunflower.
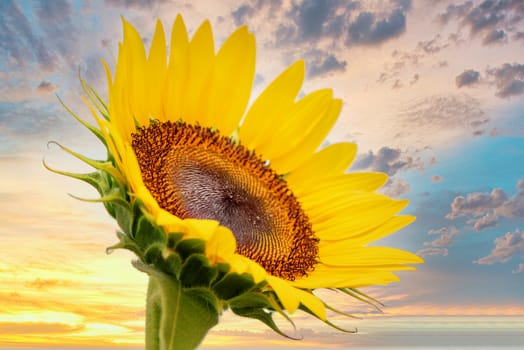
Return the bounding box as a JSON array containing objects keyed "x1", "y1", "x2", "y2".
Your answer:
[{"x1": 54, "y1": 15, "x2": 422, "y2": 345}]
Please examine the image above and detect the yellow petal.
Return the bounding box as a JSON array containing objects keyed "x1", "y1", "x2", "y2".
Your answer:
[
  {"x1": 293, "y1": 288, "x2": 326, "y2": 320},
  {"x1": 179, "y1": 20, "x2": 215, "y2": 125},
  {"x1": 291, "y1": 265, "x2": 401, "y2": 289},
  {"x1": 255, "y1": 89, "x2": 333, "y2": 161},
  {"x1": 312, "y1": 199, "x2": 409, "y2": 241},
  {"x1": 266, "y1": 275, "x2": 300, "y2": 313},
  {"x1": 164, "y1": 15, "x2": 189, "y2": 121},
  {"x1": 319, "y1": 215, "x2": 416, "y2": 245},
  {"x1": 240, "y1": 60, "x2": 304, "y2": 149},
  {"x1": 286, "y1": 142, "x2": 357, "y2": 190},
  {"x1": 122, "y1": 18, "x2": 148, "y2": 126},
  {"x1": 205, "y1": 226, "x2": 237, "y2": 264},
  {"x1": 271, "y1": 98, "x2": 341, "y2": 174},
  {"x1": 320, "y1": 246, "x2": 424, "y2": 266},
  {"x1": 147, "y1": 19, "x2": 167, "y2": 121},
  {"x1": 295, "y1": 172, "x2": 388, "y2": 199},
  {"x1": 200, "y1": 26, "x2": 255, "y2": 135}
]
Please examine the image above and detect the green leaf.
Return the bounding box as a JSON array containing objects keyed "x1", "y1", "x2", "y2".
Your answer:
[
  {"x1": 179, "y1": 254, "x2": 218, "y2": 287},
  {"x1": 212, "y1": 272, "x2": 255, "y2": 300}
]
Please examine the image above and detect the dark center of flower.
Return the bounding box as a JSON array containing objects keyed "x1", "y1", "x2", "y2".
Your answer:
[{"x1": 131, "y1": 121, "x2": 318, "y2": 281}]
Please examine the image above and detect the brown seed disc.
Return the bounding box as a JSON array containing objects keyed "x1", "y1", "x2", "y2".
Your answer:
[{"x1": 131, "y1": 121, "x2": 318, "y2": 280}]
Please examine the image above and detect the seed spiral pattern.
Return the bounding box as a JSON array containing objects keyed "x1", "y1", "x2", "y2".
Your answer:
[{"x1": 131, "y1": 121, "x2": 318, "y2": 280}]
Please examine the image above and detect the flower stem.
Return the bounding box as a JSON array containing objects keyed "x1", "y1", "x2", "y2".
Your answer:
[{"x1": 143, "y1": 265, "x2": 220, "y2": 350}]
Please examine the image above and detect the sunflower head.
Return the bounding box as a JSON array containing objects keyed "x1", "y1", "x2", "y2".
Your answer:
[{"x1": 48, "y1": 15, "x2": 423, "y2": 339}]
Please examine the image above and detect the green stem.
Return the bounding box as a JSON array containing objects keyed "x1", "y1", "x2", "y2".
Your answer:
[{"x1": 143, "y1": 266, "x2": 219, "y2": 350}]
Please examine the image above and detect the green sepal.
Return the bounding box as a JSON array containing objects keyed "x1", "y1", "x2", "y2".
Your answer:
[
  {"x1": 106, "y1": 231, "x2": 143, "y2": 258},
  {"x1": 79, "y1": 70, "x2": 110, "y2": 119},
  {"x1": 134, "y1": 215, "x2": 166, "y2": 249},
  {"x1": 337, "y1": 288, "x2": 383, "y2": 312},
  {"x1": 180, "y1": 254, "x2": 218, "y2": 287},
  {"x1": 57, "y1": 93, "x2": 107, "y2": 147},
  {"x1": 229, "y1": 292, "x2": 298, "y2": 340},
  {"x1": 166, "y1": 233, "x2": 184, "y2": 249},
  {"x1": 299, "y1": 303, "x2": 358, "y2": 333},
  {"x1": 212, "y1": 272, "x2": 255, "y2": 300},
  {"x1": 47, "y1": 141, "x2": 125, "y2": 185},
  {"x1": 43, "y1": 160, "x2": 108, "y2": 196},
  {"x1": 134, "y1": 261, "x2": 219, "y2": 350},
  {"x1": 110, "y1": 197, "x2": 135, "y2": 236},
  {"x1": 175, "y1": 238, "x2": 205, "y2": 259}
]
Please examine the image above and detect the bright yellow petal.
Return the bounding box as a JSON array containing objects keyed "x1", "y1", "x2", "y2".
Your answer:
[
  {"x1": 286, "y1": 142, "x2": 357, "y2": 190},
  {"x1": 163, "y1": 15, "x2": 189, "y2": 121},
  {"x1": 147, "y1": 19, "x2": 167, "y2": 121},
  {"x1": 205, "y1": 226, "x2": 237, "y2": 264},
  {"x1": 239, "y1": 60, "x2": 304, "y2": 149},
  {"x1": 200, "y1": 26, "x2": 255, "y2": 135},
  {"x1": 291, "y1": 265, "x2": 401, "y2": 289},
  {"x1": 255, "y1": 89, "x2": 333, "y2": 160},
  {"x1": 293, "y1": 288, "x2": 326, "y2": 320},
  {"x1": 312, "y1": 198, "x2": 409, "y2": 241},
  {"x1": 179, "y1": 20, "x2": 215, "y2": 125},
  {"x1": 320, "y1": 246, "x2": 424, "y2": 267},
  {"x1": 294, "y1": 172, "x2": 388, "y2": 199},
  {"x1": 271, "y1": 98, "x2": 342, "y2": 174},
  {"x1": 266, "y1": 275, "x2": 300, "y2": 313},
  {"x1": 319, "y1": 215, "x2": 416, "y2": 245},
  {"x1": 122, "y1": 18, "x2": 148, "y2": 126}
]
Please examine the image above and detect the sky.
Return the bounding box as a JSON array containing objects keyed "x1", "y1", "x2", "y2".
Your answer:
[{"x1": 1, "y1": 0, "x2": 524, "y2": 348}]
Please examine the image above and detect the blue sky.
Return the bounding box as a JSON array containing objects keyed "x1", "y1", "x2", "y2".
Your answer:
[{"x1": 1, "y1": 0, "x2": 524, "y2": 348}]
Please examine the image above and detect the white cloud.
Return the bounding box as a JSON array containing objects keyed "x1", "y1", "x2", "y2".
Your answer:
[
  {"x1": 474, "y1": 229, "x2": 524, "y2": 265},
  {"x1": 416, "y1": 248, "x2": 449, "y2": 257}
]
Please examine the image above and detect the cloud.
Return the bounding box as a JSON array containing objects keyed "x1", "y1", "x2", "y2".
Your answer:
[
  {"x1": 485, "y1": 62, "x2": 524, "y2": 98},
  {"x1": 0, "y1": 0, "x2": 55, "y2": 69},
  {"x1": 431, "y1": 175, "x2": 443, "y2": 182},
  {"x1": 455, "y1": 69, "x2": 481, "y2": 88},
  {"x1": 447, "y1": 180, "x2": 524, "y2": 231},
  {"x1": 417, "y1": 34, "x2": 449, "y2": 54},
  {"x1": 232, "y1": 3, "x2": 256, "y2": 26},
  {"x1": 352, "y1": 146, "x2": 422, "y2": 176},
  {"x1": 346, "y1": 9, "x2": 406, "y2": 46},
  {"x1": 513, "y1": 263, "x2": 524, "y2": 274},
  {"x1": 104, "y1": 0, "x2": 168, "y2": 9},
  {"x1": 305, "y1": 49, "x2": 347, "y2": 78},
  {"x1": 437, "y1": 0, "x2": 524, "y2": 46},
  {"x1": 269, "y1": 0, "x2": 409, "y2": 49},
  {"x1": 446, "y1": 188, "x2": 508, "y2": 219},
  {"x1": 424, "y1": 226, "x2": 460, "y2": 249},
  {"x1": 424, "y1": 233, "x2": 455, "y2": 247},
  {"x1": 37, "y1": 80, "x2": 57, "y2": 94},
  {"x1": 482, "y1": 29, "x2": 507, "y2": 45},
  {"x1": 474, "y1": 229, "x2": 524, "y2": 265},
  {"x1": 416, "y1": 248, "x2": 449, "y2": 257},
  {"x1": 380, "y1": 178, "x2": 411, "y2": 198},
  {"x1": 396, "y1": 94, "x2": 486, "y2": 146},
  {"x1": 467, "y1": 212, "x2": 499, "y2": 231},
  {"x1": 428, "y1": 226, "x2": 460, "y2": 236}
]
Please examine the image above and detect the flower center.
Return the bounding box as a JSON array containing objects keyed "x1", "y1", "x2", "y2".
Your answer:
[{"x1": 131, "y1": 121, "x2": 318, "y2": 280}]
